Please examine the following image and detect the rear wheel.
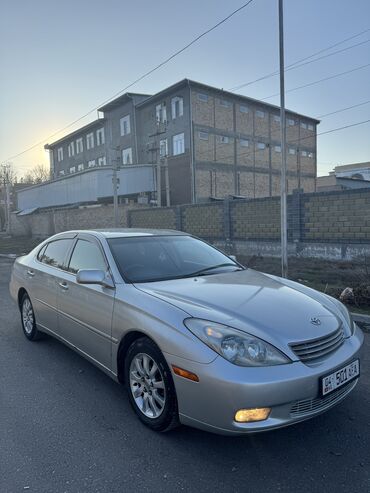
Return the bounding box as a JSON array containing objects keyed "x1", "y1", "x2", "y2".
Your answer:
[
  {"x1": 20, "y1": 293, "x2": 43, "y2": 341},
  {"x1": 124, "y1": 337, "x2": 179, "y2": 432}
]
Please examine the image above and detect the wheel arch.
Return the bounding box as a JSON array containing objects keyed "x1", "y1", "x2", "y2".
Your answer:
[
  {"x1": 117, "y1": 330, "x2": 157, "y2": 384},
  {"x1": 17, "y1": 287, "x2": 28, "y2": 310}
]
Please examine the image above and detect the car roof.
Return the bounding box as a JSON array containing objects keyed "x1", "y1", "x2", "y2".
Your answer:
[{"x1": 52, "y1": 228, "x2": 189, "y2": 240}]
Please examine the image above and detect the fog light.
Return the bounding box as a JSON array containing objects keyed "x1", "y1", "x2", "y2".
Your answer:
[{"x1": 234, "y1": 408, "x2": 271, "y2": 423}]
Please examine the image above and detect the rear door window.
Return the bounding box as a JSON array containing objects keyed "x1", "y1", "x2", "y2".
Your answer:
[{"x1": 40, "y1": 239, "x2": 73, "y2": 269}]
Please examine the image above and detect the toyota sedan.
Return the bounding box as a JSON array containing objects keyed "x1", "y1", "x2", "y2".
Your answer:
[{"x1": 9, "y1": 229, "x2": 363, "y2": 435}]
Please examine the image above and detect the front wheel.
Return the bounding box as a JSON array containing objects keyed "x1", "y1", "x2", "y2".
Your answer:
[
  {"x1": 124, "y1": 337, "x2": 179, "y2": 432},
  {"x1": 20, "y1": 293, "x2": 43, "y2": 341}
]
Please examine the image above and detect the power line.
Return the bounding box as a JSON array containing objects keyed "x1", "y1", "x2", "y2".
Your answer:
[
  {"x1": 316, "y1": 99, "x2": 370, "y2": 118},
  {"x1": 261, "y1": 62, "x2": 370, "y2": 100},
  {"x1": 316, "y1": 119, "x2": 370, "y2": 137},
  {"x1": 2, "y1": 0, "x2": 255, "y2": 164},
  {"x1": 229, "y1": 27, "x2": 370, "y2": 91}
]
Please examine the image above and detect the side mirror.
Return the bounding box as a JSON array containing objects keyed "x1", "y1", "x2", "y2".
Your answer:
[{"x1": 76, "y1": 269, "x2": 115, "y2": 289}]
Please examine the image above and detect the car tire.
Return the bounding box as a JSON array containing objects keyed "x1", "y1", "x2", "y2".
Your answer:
[
  {"x1": 20, "y1": 293, "x2": 43, "y2": 341},
  {"x1": 124, "y1": 337, "x2": 179, "y2": 432}
]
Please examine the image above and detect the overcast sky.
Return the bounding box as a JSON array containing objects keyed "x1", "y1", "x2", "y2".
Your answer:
[{"x1": 1, "y1": 0, "x2": 369, "y2": 177}]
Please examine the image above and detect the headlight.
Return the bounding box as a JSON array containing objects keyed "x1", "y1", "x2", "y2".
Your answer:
[{"x1": 184, "y1": 318, "x2": 291, "y2": 367}]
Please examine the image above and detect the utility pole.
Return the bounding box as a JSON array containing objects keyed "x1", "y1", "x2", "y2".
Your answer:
[
  {"x1": 164, "y1": 155, "x2": 170, "y2": 207},
  {"x1": 279, "y1": 0, "x2": 288, "y2": 278},
  {"x1": 156, "y1": 159, "x2": 162, "y2": 207},
  {"x1": 112, "y1": 148, "x2": 120, "y2": 227},
  {"x1": 149, "y1": 127, "x2": 166, "y2": 207},
  {"x1": 5, "y1": 181, "x2": 11, "y2": 234},
  {"x1": 1, "y1": 163, "x2": 11, "y2": 233}
]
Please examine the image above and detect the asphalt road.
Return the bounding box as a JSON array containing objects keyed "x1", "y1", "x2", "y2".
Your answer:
[{"x1": 1, "y1": 258, "x2": 369, "y2": 493}]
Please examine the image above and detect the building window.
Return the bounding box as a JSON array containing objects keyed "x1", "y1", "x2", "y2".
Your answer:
[
  {"x1": 86, "y1": 133, "x2": 94, "y2": 150},
  {"x1": 171, "y1": 97, "x2": 183, "y2": 119},
  {"x1": 300, "y1": 122, "x2": 308, "y2": 129},
  {"x1": 69, "y1": 166, "x2": 76, "y2": 173},
  {"x1": 159, "y1": 139, "x2": 168, "y2": 158},
  {"x1": 218, "y1": 135, "x2": 229, "y2": 144},
  {"x1": 120, "y1": 115, "x2": 131, "y2": 136},
  {"x1": 240, "y1": 139, "x2": 249, "y2": 147},
  {"x1": 76, "y1": 138, "x2": 83, "y2": 154},
  {"x1": 59, "y1": 170, "x2": 65, "y2": 176},
  {"x1": 308, "y1": 123, "x2": 314, "y2": 131},
  {"x1": 197, "y1": 93, "x2": 208, "y2": 102},
  {"x1": 274, "y1": 145, "x2": 281, "y2": 152},
  {"x1": 172, "y1": 133, "x2": 185, "y2": 155},
  {"x1": 273, "y1": 115, "x2": 281, "y2": 123},
  {"x1": 57, "y1": 147, "x2": 63, "y2": 162},
  {"x1": 287, "y1": 118, "x2": 295, "y2": 126},
  {"x1": 288, "y1": 147, "x2": 296, "y2": 155},
  {"x1": 239, "y1": 105, "x2": 249, "y2": 113},
  {"x1": 96, "y1": 128, "x2": 105, "y2": 145},
  {"x1": 219, "y1": 99, "x2": 231, "y2": 108},
  {"x1": 77, "y1": 164, "x2": 84, "y2": 171},
  {"x1": 155, "y1": 102, "x2": 167, "y2": 123},
  {"x1": 98, "y1": 156, "x2": 106, "y2": 166},
  {"x1": 68, "y1": 142, "x2": 75, "y2": 157},
  {"x1": 256, "y1": 110, "x2": 265, "y2": 118},
  {"x1": 88, "y1": 160, "x2": 96, "y2": 168},
  {"x1": 301, "y1": 150, "x2": 308, "y2": 157},
  {"x1": 257, "y1": 142, "x2": 266, "y2": 150},
  {"x1": 122, "y1": 148, "x2": 132, "y2": 165},
  {"x1": 198, "y1": 131, "x2": 209, "y2": 141}
]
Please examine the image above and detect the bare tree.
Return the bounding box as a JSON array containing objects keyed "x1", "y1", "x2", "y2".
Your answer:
[
  {"x1": 0, "y1": 162, "x2": 17, "y2": 185},
  {"x1": 22, "y1": 164, "x2": 50, "y2": 184}
]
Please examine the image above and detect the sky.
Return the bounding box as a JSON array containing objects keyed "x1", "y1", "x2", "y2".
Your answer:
[{"x1": 0, "y1": 0, "x2": 369, "y2": 178}]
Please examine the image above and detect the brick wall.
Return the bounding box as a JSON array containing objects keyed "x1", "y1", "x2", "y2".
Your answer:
[
  {"x1": 302, "y1": 189, "x2": 370, "y2": 242},
  {"x1": 181, "y1": 203, "x2": 224, "y2": 238},
  {"x1": 10, "y1": 188, "x2": 370, "y2": 260},
  {"x1": 129, "y1": 207, "x2": 177, "y2": 230},
  {"x1": 231, "y1": 197, "x2": 281, "y2": 240}
]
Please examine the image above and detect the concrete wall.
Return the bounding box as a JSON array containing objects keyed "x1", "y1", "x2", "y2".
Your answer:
[{"x1": 10, "y1": 203, "x2": 141, "y2": 238}]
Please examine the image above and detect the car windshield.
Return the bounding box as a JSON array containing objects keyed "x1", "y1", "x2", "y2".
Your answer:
[{"x1": 107, "y1": 235, "x2": 242, "y2": 283}]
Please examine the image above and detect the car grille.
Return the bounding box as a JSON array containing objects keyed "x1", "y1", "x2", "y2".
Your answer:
[
  {"x1": 290, "y1": 379, "x2": 357, "y2": 418},
  {"x1": 290, "y1": 327, "x2": 345, "y2": 363}
]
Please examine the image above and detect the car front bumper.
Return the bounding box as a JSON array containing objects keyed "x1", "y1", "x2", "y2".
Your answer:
[{"x1": 166, "y1": 324, "x2": 364, "y2": 435}]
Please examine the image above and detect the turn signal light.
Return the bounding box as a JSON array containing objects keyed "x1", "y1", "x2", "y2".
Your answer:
[
  {"x1": 234, "y1": 407, "x2": 271, "y2": 423},
  {"x1": 172, "y1": 365, "x2": 199, "y2": 382}
]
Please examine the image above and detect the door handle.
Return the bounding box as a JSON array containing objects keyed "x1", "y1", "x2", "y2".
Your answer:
[
  {"x1": 27, "y1": 270, "x2": 35, "y2": 277},
  {"x1": 58, "y1": 281, "x2": 69, "y2": 290}
]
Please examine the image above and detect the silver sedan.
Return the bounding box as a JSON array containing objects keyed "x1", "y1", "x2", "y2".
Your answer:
[{"x1": 9, "y1": 229, "x2": 363, "y2": 435}]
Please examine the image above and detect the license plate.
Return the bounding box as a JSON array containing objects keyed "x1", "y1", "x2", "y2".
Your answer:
[{"x1": 321, "y1": 359, "x2": 360, "y2": 396}]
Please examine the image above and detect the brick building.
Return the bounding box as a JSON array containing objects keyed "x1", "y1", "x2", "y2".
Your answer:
[{"x1": 45, "y1": 79, "x2": 319, "y2": 205}]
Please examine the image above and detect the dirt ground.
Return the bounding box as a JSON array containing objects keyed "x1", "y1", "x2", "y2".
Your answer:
[{"x1": 238, "y1": 254, "x2": 370, "y2": 315}]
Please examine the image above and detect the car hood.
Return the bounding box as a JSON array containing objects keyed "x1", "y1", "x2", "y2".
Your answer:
[{"x1": 135, "y1": 269, "x2": 344, "y2": 349}]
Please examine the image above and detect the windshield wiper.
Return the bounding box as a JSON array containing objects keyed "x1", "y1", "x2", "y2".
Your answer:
[{"x1": 187, "y1": 263, "x2": 243, "y2": 278}]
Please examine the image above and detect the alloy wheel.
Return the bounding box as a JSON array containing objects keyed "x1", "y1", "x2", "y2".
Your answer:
[
  {"x1": 129, "y1": 352, "x2": 166, "y2": 419},
  {"x1": 22, "y1": 298, "x2": 34, "y2": 335}
]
